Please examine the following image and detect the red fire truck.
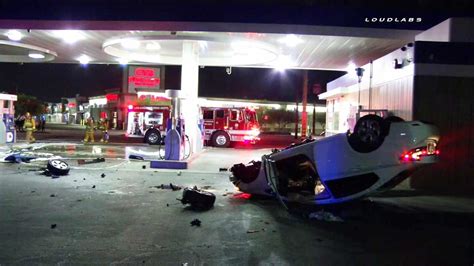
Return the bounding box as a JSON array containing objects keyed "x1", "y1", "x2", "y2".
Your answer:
[
  {"x1": 202, "y1": 107, "x2": 260, "y2": 147},
  {"x1": 130, "y1": 106, "x2": 260, "y2": 147},
  {"x1": 126, "y1": 106, "x2": 171, "y2": 145}
]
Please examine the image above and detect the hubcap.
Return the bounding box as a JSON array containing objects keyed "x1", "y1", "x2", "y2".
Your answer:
[
  {"x1": 216, "y1": 135, "x2": 227, "y2": 146},
  {"x1": 357, "y1": 120, "x2": 381, "y2": 143},
  {"x1": 51, "y1": 160, "x2": 68, "y2": 169},
  {"x1": 148, "y1": 133, "x2": 159, "y2": 143}
]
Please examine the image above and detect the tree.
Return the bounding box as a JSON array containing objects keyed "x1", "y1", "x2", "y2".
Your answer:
[
  {"x1": 14, "y1": 94, "x2": 46, "y2": 116},
  {"x1": 261, "y1": 108, "x2": 295, "y2": 131}
]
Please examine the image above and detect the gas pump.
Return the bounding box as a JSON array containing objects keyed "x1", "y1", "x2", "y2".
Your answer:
[
  {"x1": 164, "y1": 90, "x2": 186, "y2": 160},
  {"x1": 3, "y1": 114, "x2": 16, "y2": 143}
]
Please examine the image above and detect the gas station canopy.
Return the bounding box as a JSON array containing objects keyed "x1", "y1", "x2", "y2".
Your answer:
[{"x1": 0, "y1": 21, "x2": 420, "y2": 70}]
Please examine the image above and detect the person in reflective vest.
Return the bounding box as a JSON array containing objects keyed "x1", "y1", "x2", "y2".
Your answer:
[
  {"x1": 23, "y1": 112, "x2": 36, "y2": 143},
  {"x1": 98, "y1": 118, "x2": 109, "y2": 143},
  {"x1": 83, "y1": 117, "x2": 95, "y2": 143}
]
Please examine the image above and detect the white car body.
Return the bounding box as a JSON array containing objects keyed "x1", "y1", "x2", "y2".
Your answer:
[{"x1": 231, "y1": 119, "x2": 440, "y2": 205}]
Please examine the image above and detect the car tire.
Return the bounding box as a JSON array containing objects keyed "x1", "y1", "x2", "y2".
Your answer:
[
  {"x1": 145, "y1": 129, "x2": 161, "y2": 145},
  {"x1": 211, "y1": 131, "x2": 230, "y2": 148},
  {"x1": 349, "y1": 114, "x2": 385, "y2": 153},
  {"x1": 47, "y1": 159, "x2": 70, "y2": 176}
]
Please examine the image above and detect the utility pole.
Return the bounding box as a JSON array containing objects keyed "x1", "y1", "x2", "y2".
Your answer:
[
  {"x1": 301, "y1": 70, "x2": 308, "y2": 138},
  {"x1": 294, "y1": 91, "x2": 299, "y2": 140}
]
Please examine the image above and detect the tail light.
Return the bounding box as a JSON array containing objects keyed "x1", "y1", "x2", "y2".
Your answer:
[{"x1": 400, "y1": 140, "x2": 439, "y2": 162}]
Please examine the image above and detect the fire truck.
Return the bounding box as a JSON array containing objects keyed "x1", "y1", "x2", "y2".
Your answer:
[
  {"x1": 131, "y1": 106, "x2": 260, "y2": 147},
  {"x1": 126, "y1": 106, "x2": 171, "y2": 145},
  {"x1": 202, "y1": 107, "x2": 260, "y2": 147}
]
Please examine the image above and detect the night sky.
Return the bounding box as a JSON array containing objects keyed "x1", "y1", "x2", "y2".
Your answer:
[{"x1": 0, "y1": 63, "x2": 344, "y2": 103}]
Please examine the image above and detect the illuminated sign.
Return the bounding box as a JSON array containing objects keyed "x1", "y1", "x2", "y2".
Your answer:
[
  {"x1": 68, "y1": 103, "x2": 76, "y2": 108},
  {"x1": 128, "y1": 66, "x2": 161, "y2": 93},
  {"x1": 136, "y1": 94, "x2": 171, "y2": 106},
  {"x1": 106, "y1": 93, "x2": 119, "y2": 101}
]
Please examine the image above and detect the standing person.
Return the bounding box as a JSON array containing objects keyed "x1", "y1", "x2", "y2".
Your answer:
[
  {"x1": 98, "y1": 118, "x2": 109, "y2": 143},
  {"x1": 23, "y1": 112, "x2": 36, "y2": 143},
  {"x1": 83, "y1": 117, "x2": 95, "y2": 143},
  {"x1": 18, "y1": 114, "x2": 25, "y2": 132},
  {"x1": 40, "y1": 114, "x2": 46, "y2": 132}
]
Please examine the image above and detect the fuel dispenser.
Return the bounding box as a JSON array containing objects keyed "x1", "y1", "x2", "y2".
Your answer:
[
  {"x1": 164, "y1": 89, "x2": 186, "y2": 160},
  {"x1": 0, "y1": 93, "x2": 17, "y2": 145}
]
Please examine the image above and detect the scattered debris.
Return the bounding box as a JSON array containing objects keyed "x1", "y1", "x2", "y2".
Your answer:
[
  {"x1": 31, "y1": 190, "x2": 35, "y2": 193},
  {"x1": 40, "y1": 170, "x2": 52, "y2": 177},
  {"x1": 77, "y1": 199, "x2": 82, "y2": 202},
  {"x1": 50, "y1": 194, "x2": 56, "y2": 197},
  {"x1": 222, "y1": 192, "x2": 233, "y2": 197},
  {"x1": 3, "y1": 153, "x2": 36, "y2": 163},
  {"x1": 142, "y1": 165, "x2": 147, "y2": 169},
  {"x1": 129, "y1": 155, "x2": 144, "y2": 160},
  {"x1": 83, "y1": 178, "x2": 86, "y2": 181},
  {"x1": 219, "y1": 167, "x2": 228, "y2": 172},
  {"x1": 200, "y1": 185, "x2": 212, "y2": 190},
  {"x1": 166, "y1": 203, "x2": 169, "y2": 207},
  {"x1": 177, "y1": 171, "x2": 182, "y2": 176},
  {"x1": 180, "y1": 186, "x2": 216, "y2": 210},
  {"x1": 50, "y1": 224, "x2": 57, "y2": 229},
  {"x1": 246, "y1": 229, "x2": 260, "y2": 234},
  {"x1": 92, "y1": 185, "x2": 96, "y2": 189},
  {"x1": 308, "y1": 211, "x2": 344, "y2": 222},
  {"x1": 190, "y1": 219, "x2": 201, "y2": 226},
  {"x1": 77, "y1": 157, "x2": 105, "y2": 165},
  {"x1": 149, "y1": 183, "x2": 182, "y2": 191},
  {"x1": 101, "y1": 173, "x2": 106, "y2": 178}
]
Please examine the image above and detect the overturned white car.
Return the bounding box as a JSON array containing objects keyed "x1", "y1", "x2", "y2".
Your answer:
[{"x1": 230, "y1": 115, "x2": 440, "y2": 206}]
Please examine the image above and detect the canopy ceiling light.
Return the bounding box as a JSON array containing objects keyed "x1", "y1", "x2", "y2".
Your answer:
[
  {"x1": 53, "y1": 30, "x2": 85, "y2": 44},
  {"x1": 103, "y1": 34, "x2": 279, "y2": 66},
  {"x1": 0, "y1": 40, "x2": 57, "y2": 62},
  {"x1": 4, "y1": 30, "x2": 23, "y2": 41}
]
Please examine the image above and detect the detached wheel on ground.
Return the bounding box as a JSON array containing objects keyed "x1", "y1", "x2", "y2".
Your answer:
[
  {"x1": 349, "y1": 114, "x2": 385, "y2": 153},
  {"x1": 47, "y1": 159, "x2": 70, "y2": 176},
  {"x1": 144, "y1": 129, "x2": 161, "y2": 145},
  {"x1": 211, "y1": 131, "x2": 230, "y2": 148}
]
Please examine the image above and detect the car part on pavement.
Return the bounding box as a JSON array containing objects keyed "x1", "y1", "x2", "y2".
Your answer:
[
  {"x1": 47, "y1": 159, "x2": 70, "y2": 176},
  {"x1": 77, "y1": 157, "x2": 105, "y2": 165},
  {"x1": 230, "y1": 115, "x2": 440, "y2": 206},
  {"x1": 180, "y1": 186, "x2": 216, "y2": 210}
]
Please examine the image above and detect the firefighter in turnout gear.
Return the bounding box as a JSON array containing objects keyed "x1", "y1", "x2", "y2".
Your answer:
[
  {"x1": 98, "y1": 118, "x2": 109, "y2": 143},
  {"x1": 83, "y1": 117, "x2": 95, "y2": 143},
  {"x1": 23, "y1": 112, "x2": 36, "y2": 143}
]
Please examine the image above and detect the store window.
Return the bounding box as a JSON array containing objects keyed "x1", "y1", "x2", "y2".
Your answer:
[{"x1": 3, "y1": 100, "x2": 9, "y2": 109}]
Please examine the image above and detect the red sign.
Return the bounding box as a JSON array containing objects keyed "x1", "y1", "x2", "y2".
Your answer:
[
  {"x1": 128, "y1": 67, "x2": 160, "y2": 88},
  {"x1": 135, "y1": 68, "x2": 155, "y2": 77},
  {"x1": 106, "y1": 93, "x2": 119, "y2": 101},
  {"x1": 68, "y1": 103, "x2": 76, "y2": 108}
]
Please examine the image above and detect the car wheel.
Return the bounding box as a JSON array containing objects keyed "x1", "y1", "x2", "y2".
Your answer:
[
  {"x1": 211, "y1": 131, "x2": 230, "y2": 148},
  {"x1": 145, "y1": 129, "x2": 161, "y2": 145},
  {"x1": 349, "y1": 114, "x2": 385, "y2": 153},
  {"x1": 47, "y1": 159, "x2": 70, "y2": 176}
]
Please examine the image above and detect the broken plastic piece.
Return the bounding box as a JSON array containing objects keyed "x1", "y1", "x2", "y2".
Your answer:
[
  {"x1": 77, "y1": 157, "x2": 105, "y2": 165},
  {"x1": 180, "y1": 187, "x2": 216, "y2": 210},
  {"x1": 190, "y1": 219, "x2": 201, "y2": 226}
]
